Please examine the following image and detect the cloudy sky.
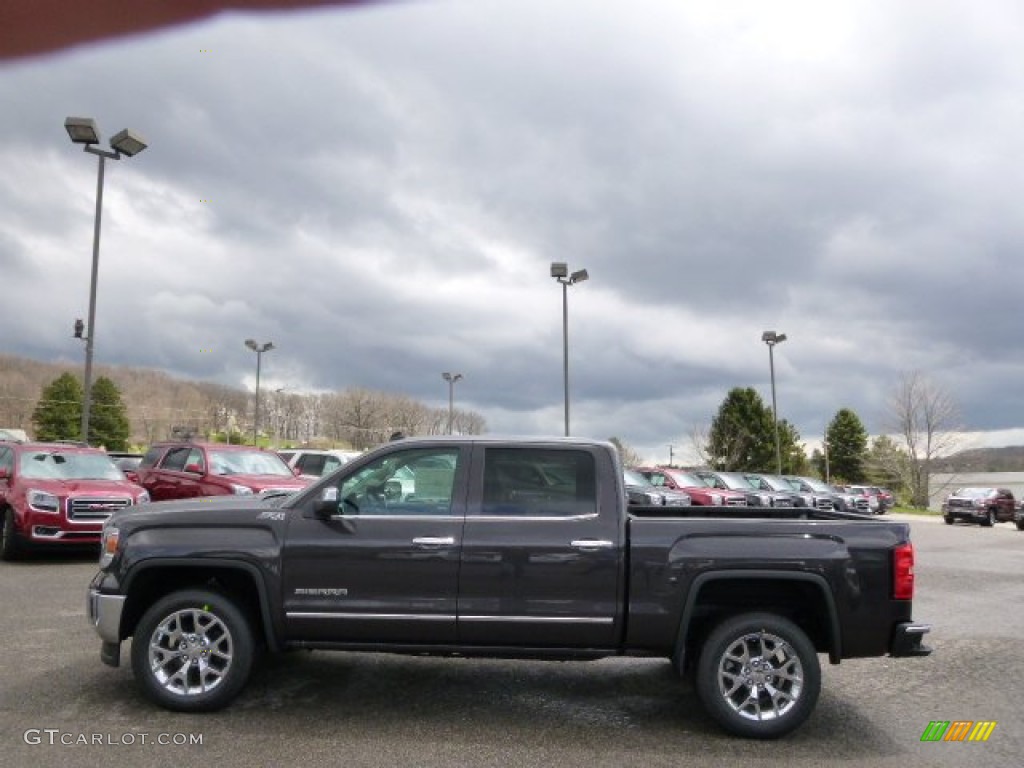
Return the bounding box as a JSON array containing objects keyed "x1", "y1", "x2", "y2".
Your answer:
[{"x1": 2, "y1": 0, "x2": 1023, "y2": 463}]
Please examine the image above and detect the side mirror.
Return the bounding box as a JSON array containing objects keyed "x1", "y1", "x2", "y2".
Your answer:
[
  {"x1": 292, "y1": 466, "x2": 302, "y2": 477},
  {"x1": 184, "y1": 463, "x2": 204, "y2": 475},
  {"x1": 313, "y1": 487, "x2": 339, "y2": 518},
  {"x1": 0, "y1": 467, "x2": 8, "y2": 480}
]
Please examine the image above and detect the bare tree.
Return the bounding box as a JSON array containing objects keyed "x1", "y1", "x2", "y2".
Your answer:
[
  {"x1": 887, "y1": 371, "x2": 963, "y2": 507},
  {"x1": 687, "y1": 422, "x2": 712, "y2": 467}
]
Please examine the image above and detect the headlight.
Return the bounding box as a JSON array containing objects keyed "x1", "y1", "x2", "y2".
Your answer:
[
  {"x1": 230, "y1": 484, "x2": 255, "y2": 495},
  {"x1": 710, "y1": 493, "x2": 723, "y2": 506},
  {"x1": 99, "y1": 525, "x2": 119, "y2": 568},
  {"x1": 135, "y1": 490, "x2": 150, "y2": 504},
  {"x1": 27, "y1": 489, "x2": 60, "y2": 513},
  {"x1": 645, "y1": 491, "x2": 663, "y2": 505}
]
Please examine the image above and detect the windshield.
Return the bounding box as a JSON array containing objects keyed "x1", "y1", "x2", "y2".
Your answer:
[
  {"x1": 668, "y1": 470, "x2": 705, "y2": 487},
  {"x1": 624, "y1": 469, "x2": 653, "y2": 487},
  {"x1": 751, "y1": 474, "x2": 790, "y2": 491},
  {"x1": 953, "y1": 487, "x2": 993, "y2": 499},
  {"x1": 208, "y1": 450, "x2": 293, "y2": 477},
  {"x1": 799, "y1": 477, "x2": 832, "y2": 492},
  {"x1": 716, "y1": 472, "x2": 756, "y2": 490},
  {"x1": 19, "y1": 451, "x2": 125, "y2": 481}
]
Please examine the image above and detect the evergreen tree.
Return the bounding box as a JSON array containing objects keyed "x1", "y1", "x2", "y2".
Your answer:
[
  {"x1": 825, "y1": 408, "x2": 869, "y2": 482},
  {"x1": 89, "y1": 376, "x2": 131, "y2": 450},
  {"x1": 31, "y1": 372, "x2": 83, "y2": 441},
  {"x1": 708, "y1": 387, "x2": 776, "y2": 470}
]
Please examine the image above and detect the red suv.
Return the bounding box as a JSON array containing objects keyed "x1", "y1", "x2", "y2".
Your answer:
[
  {"x1": 134, "y1": 441, "x2": 310, "y2": 501},
  {"x1": 634, "y1": 466, "x2": 749, "y2": 506},
  {"x1": 0, "y1": 441, "x2": 150, "y2": 560}
]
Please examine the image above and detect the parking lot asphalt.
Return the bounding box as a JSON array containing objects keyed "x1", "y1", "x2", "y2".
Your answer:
[{"x1": 0, "y1": 516, "x2": 1021, "y2": 768}]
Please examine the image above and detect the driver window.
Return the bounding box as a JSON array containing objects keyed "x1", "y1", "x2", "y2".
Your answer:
[{"x1": 334, "y1": 447, "x2": 460, "y2": 516}]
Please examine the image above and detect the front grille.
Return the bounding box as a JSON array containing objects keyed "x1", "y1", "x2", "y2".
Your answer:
[
  {"x1": 724, "y1": 497, "x2": 747, "y2": 506},
  {"x1": 815, "y1": 497, "x2": 834, "y2": 510},
  {"x1": 68, "y1": 497, "x2": 132, "y2": 522},
  {"x1": 853, "y1": 498, "x2": 870, "y2": 511},
  {"x1": 947, "y1": 499, "x2": 974, "y2": 510}
]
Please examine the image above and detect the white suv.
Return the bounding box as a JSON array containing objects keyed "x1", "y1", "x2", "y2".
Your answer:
[{"x1": 277, "y1": 449, "x2": 362, "y2": 479}]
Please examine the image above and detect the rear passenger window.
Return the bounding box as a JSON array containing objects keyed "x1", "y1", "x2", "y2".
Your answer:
[{"x1": 480, "y1": 448, "x2": 596, "y2": 517}]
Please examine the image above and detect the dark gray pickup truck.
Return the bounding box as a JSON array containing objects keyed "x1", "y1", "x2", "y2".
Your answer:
[{"x1": 88, "y1": 436, "x2": 931, "y2": 738}]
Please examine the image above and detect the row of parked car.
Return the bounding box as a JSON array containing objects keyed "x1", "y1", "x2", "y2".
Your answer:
[
  {"x1": 627, "y1": 465, "x2": 894, "y2": 514},
  {"x1": 0, "y1": 437, "x2": 366, "y2": 560}
]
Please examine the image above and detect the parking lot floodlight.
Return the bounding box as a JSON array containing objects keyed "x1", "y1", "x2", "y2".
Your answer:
[
  {"x1": 109, "y1": 129, "x2": 148, "y2": 157},
  {"x1": 65, "y1": 115, "x2": 147, "y2": 444},
  {"x1": 552, "y1": 262, "x2": 589, "y2": 436},
  {"x1": 762, "y1": 330, "x2": 788, "y2": 475},
  {"x1": 65, "y1": 117, "x2": 100, "y2": 144},
  {"x1": 245, "y1": 340, "x2": 275, "y2": 445}
]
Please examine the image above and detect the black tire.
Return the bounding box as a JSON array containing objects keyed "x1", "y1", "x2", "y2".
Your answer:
[
  {"x1": 695, "y1": 612, "x2": 821, "y2": 739},
  {"x1": 1016, "y1": 519, "x2": 1024, "y2": 531},
  {"x1": 982, "y1": 509, "x2": 995, "y2": 527},
  {"x1": 130, "y1": 589, "x2": 254, "y2": 712},
  {"x1": 943, "y1": 516, "x2": 954, "y2": 525},
  {"x1": 1, "y1": 508, "x2": 24, "y2": 561}
]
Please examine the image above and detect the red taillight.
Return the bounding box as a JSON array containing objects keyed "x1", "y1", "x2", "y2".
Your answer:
[{"x1": 893, "y1": 542, "x2": 915, "y2": 600}]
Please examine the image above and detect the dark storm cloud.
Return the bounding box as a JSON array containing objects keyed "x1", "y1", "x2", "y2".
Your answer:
[{"x1": 2, "y1": 0, "x2": 1024, "y2": 459}]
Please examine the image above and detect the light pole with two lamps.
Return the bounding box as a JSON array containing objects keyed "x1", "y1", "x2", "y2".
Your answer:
[
  {"x1": 65, "y1": 117, "x2": 148, "y2": 443},
  {"x1": 551, "y1": 262, "x2": 588, "y2": 437},
  {"x1": 442, "y1": 372, "x2": 463, "y2": 435},
  {"x1": 761, "y1": 330, "x2": 787, "y2": 475},
  {"x1": 245, "y1": 339, "x2": 274, "y2": 446}
]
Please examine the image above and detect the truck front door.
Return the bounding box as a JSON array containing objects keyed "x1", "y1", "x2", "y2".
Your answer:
[
  {"x1": 457, "y1": 445, "x2": 623, "y2": 647},
  {"x1": 282, "y1": 444, "x2": 467, "y2": 644}
]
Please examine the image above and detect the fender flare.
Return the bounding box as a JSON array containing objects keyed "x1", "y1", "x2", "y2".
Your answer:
[
  {"x1": 122, "y1": 557, "x2": 280, "y2": 652},
  {"x1": 673, "y1": 569, "x2": 842, "y2": 670}
]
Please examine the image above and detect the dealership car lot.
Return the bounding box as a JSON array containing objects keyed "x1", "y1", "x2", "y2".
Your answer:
[{"x1": 0, "y1": 515, "x2": 1021, "y2": 768}]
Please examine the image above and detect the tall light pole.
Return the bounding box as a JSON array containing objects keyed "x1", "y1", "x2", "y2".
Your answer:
[
  {"x1": 65, "y1": 117, "x2": 147, "y2": 444},
  {"x1": 823, "y1": 436, "x2": 831, "y2": 484},
  {"x1": 761, "y1": 330, "x2": 788, "y2": 475},
  {"x1": 442, "y1": 372, "x2": 463, "y2": 434},
  {"x1": 551, "y1": 262, "x2": 588, "y2": 436},
  {"x1": 244, "y1": 339, "x2": 274, "y2": 445}
]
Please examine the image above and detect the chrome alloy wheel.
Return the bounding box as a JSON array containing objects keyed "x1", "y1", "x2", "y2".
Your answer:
[
  {"x1": 716, "y1": 630, "x2": 804, "y2": 722},
  {"x1": 147, "y1": 607, "x2": 234, "y2": 697}
]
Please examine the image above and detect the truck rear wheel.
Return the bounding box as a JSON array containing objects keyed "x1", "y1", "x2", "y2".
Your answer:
[
  {"x1": 130, "y1": 589, "x2": 253, "y2": 712},
  {"x1": 695, "y1": 612, "x2": 820, "y2": 739}
]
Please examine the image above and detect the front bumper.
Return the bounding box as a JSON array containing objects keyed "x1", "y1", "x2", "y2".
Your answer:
[
  {"x1": 945, "y1": 508, "x2": 985, "y2": 522},
  {"x1": 890, "y1": 621, "x2": 933, "y2": 657},
  {"x1": 87, "y1": 584, "x2": 125, "y2": 667}
]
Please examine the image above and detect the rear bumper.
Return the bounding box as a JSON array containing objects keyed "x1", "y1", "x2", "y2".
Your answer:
[{"x1": 890, "y1": 621, "x2": 932, "y2": 657}]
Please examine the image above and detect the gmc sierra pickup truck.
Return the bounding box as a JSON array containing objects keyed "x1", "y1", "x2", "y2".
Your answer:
[{"x1": 87, "y1": 436, "x2": 931, "y2": 739}]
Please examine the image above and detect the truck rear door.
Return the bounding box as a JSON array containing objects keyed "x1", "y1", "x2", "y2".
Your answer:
[{"x1": 457, "y1": 444, "x2": 624, "y2": 647}]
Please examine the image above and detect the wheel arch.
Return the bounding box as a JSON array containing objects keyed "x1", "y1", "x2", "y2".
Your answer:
[
  {"x1": 673, "y1": 570, "x2": 841, "y2": 675},
  {"x1": 119, "y1": 559, "x2": 279, "y2": 652}
]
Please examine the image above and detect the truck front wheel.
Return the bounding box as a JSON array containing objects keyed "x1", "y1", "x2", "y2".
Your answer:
[
  {"x1": 130, "y1": 589, "x2": 254, "y2": 712},
  {"x1": 695, "y1": 612, "x2": 820, "y2": 739}
]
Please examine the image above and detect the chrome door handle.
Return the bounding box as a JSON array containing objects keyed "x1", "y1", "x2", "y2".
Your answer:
[
  {"x1": 570, "y1": 539, "x2": 614, "y2": 551},
  {"x1": 412, "y1": 537, "x2": 456, "y2": 547}
]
